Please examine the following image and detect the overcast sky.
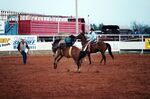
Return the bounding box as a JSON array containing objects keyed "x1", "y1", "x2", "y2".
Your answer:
[{"x1": 0, "y1": 0, "x2": 150, "y2": 27}]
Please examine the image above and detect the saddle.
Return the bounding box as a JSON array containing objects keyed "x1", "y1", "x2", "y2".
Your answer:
[
  {"x1": 83, "y1": 41, "x2": 97, "y2": 51},
  {"x1": 90, "y1": 41, "x2": 97, "y2": 45},
  {"x1": 87, "y1": 41, "x2": 98, "y2": 52}
]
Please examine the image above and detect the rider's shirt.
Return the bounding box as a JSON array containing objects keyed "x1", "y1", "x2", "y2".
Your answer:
[{"x1": 86, "y1": 31, "x2": 97, "y2": 42}]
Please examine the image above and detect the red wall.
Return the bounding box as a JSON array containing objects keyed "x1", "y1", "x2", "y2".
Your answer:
[
  {"x1": 18, "y1": 20, "x2": 84, "y2": 35},
  {"x1": 18, "y1": 20, "x2": 31, "y2": 35}
]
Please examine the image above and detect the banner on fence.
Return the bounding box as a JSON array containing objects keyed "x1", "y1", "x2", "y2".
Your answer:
[
  {"x1": 12, "y1": 36, "x2": 37, "y2": 50},
  {"x1": 0, "y1": 20, "x2": 5, "y2": 34},
  {"x1": 0, "y1": 35, "x2": 37, "y2": 51},
  {"x1": 0, "y1": 36, "x2": 12, "y2": 51},
  {"x1": 145, "y1": 38, "x2": 150, "y2": 49}
]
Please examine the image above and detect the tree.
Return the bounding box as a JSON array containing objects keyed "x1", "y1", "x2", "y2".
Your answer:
[
  {"x1": 144, "y1": 27, "x2": 150, "y2": 34},
  {"x1": 131, "y1": 21, "x2": 149, "y2": 34},
  {"x1": 90, "y1": 23, "x2": 104, "y2": 31},
  {"x1": 98, "y1": 23, "x2": 104, "y2": 31},
  {"x1": 90, "y1": 24, "x2": 98, "y2": 30}
]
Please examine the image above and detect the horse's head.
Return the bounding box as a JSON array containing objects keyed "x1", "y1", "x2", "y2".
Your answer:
[
  {"x1": 69, "y1": 35, "x2": 76, "y2": 39},
  {"x1": 52, "y1": 39, "x2": 61, "y2": 54},
  {"x1": 76, "y1": 32, "x2": 87, "y2": 45}
]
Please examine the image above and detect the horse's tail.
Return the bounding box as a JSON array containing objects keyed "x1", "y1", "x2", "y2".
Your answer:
[{"x1": 106, "y1": 43, "x2": 114, "y2": 59}]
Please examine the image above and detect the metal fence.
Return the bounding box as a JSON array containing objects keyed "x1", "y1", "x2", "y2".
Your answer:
[
  {"x1": 97, "y1": 34, "x2": 150, "y2": 54},
  {"x1": 37, "y1": 34, "x2": 150, "y2": 54}
]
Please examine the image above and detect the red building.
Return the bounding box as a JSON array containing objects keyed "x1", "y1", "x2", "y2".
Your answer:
[
  {"x1": 0, "y1": 10, "x2": 85, "y2": 36},
  {"x1": 18, "y1": 14, "x2": 85, "y2": 35}
]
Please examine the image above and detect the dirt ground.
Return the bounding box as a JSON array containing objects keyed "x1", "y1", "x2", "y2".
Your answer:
[{"x1": 0, "y1": 53, "x2": 150, "y2": 99}]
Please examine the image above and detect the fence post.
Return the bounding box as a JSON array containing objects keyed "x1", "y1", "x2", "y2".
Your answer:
[
  {"x1": 9, "y1": 51, "x2": 11, "y2": 55},
  {"x1": 141, "y1": 35, "x2": 144, "y2": 54},
  {"x1": 118, "y1": 35, "x2": 121, "y2": 54},
  {"x1": 96, "y1": 35, "x2": 99, "y2": 42},
  {"x1": 57, "y1": 21, "x2": 60, "y2": 34},
  {"x1": 53, "y1": 36, "x2": 55, "y2": 42}
]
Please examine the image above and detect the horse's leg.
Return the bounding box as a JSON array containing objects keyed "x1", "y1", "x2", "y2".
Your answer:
[
  {"x1": 103, "y1": 53, "x2": 106, "y2": 65},
  {"x1": 54, "y1": 55, "x2": 63, "y2": 69},
  {"x1": 77, "y1": 61, "x2": 81, "y2": 73},
  {"x1": 75, "y1": 58, "x2": 82, "y2": 73},
  {"x1": 100, "y1": 51, "x2": 104, "y2": 63},
  {"x1": 100, "y1": 55, "x2": 104, "y2": 63},
  {"x1": 54, "y1": 55, "x2": 59, "y2": 69},
  {"x1": 54, "y1": 50, "x2": 62, "y2": 69},
  {"x1": 55, "y1": 55, "x2": 63, "y2": 65},
  {"x1": 87, "y1": 52, "x2": 92, "y2": 64},
  {"x1": 100, "y1": 53, "x2": 106, "y2": 65}
]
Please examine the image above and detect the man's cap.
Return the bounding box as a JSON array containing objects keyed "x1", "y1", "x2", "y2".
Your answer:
[
  {"x1": 90, "y1": 28, "x2": 94, "y2": 31},
  {"x1": 20, "y1": 38, "x2": 26, "y2": 42}
]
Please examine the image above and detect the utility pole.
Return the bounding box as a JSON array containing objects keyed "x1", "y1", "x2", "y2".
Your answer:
[
  {"x1": 88, "y1": 14, "x2": 90, "y2": 32},
  {"x1": 75, "y1": 0, "x2": 78, "y2": 34}
]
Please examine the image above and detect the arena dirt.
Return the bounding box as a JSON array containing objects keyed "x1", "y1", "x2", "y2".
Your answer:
[{"x1": 0, "y1": 54, "x2": 150, "y2": 99}]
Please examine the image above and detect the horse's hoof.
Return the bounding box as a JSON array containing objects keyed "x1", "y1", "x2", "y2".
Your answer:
[
  {"x1": 74, "y1": 71, "x2": 81, "y2": 73},
  {"x1": 77, "y1": 69, "x2": 81, "y2": 73},
  {"x1": 103, "y1": 63, "x2": 106, "y2": 65}
]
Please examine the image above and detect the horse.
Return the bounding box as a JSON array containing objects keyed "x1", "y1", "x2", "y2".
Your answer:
[
  {"x1": 52, "y1": 38, "x2": 84, "y2": 72},
  {"x1": 76, "y1": 32, "x2": 114, "y2": 65}
]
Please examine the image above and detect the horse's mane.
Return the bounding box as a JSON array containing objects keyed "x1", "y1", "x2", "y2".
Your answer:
[
  {"x1": 69, "y1": 35, "x2": 76, "y2": 39},
  {"x1": 81, "y1": 32, "x2": 87, "y2": 40},
  {"x1": 76, "y1": 32, "x2": 87, "y2": 42},
  {"x1": 53, "y1": 39, "x2": 61, "y2": 44}
]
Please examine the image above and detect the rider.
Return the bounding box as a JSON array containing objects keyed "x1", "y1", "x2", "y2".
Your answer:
[
  {"x1": 65, "y1": 35, "x2": 76, "y2": 47},
  {"x1": 57, "y1": 35, "x2": 76, "y2": 54},
  {"x1": 83, "y1": 28, "x2": 97, "y2": 51}
]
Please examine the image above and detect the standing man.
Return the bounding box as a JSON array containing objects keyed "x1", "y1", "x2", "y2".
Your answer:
[{"x1": 17, "y1": 38, "x2": 30, "y2": 64}]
